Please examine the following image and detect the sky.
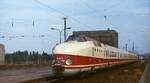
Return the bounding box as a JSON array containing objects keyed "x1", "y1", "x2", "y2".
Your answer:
[{"x1": 0, "y1": 0, "x2": 150, "y2": 54}]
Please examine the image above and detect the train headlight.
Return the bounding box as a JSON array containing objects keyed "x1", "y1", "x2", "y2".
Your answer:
[{"x1": 65, "y1": 59, "x2": 72, "y2": 65}]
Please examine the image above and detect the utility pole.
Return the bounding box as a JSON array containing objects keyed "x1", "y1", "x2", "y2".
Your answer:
[
  {"x1": 125, "y1": 44, "x2": 128, "y2": 51},
  {"x1": 11, "y1": 18, "x2": 14, "y2": 28},
  {"x1": 63, "y1": 17, "x2": 67, "y2": 41},
  {"x1": 104, "y1": 15, "x2": 107, "y2": 28},
  {"x1": 32, "y1": 20, "x2": 35, "y2": 27},
  {"x1": 132, "y1": 42, "x2": 135, "y2": 53}
]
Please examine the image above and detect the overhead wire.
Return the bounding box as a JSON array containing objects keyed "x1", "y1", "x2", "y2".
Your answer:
[
  {"x1": 80, "y1": 0, "x2": 126, "y2": 14},
  {"x1": 0, "y1": 0, "x2": 123, "y2": 39},
  {"x1": 33, "y1": 0, "x2": 67, "y2": 17},
  {"x1": 80, "y1": 0, "x2": 125, "y2": 29},
  {"x1": 80, "y1": 0, "x2": 98, "y2": 13},
  {"x1": 104, "y1": 0, "x2": 125, "y2": 12},
  {"x1": 33, "y1": 0, "x2": 92, "y2": 29},
  {"x1": 0, "y1": 34, "x2": 51, "y2": 40},
  {"x1": 1, "y1": 0, "x2": 147, "y2": 39}
]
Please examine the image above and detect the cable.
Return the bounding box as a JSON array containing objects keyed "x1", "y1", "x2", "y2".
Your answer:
[
  {"x1": 80, "y1": 0, "x2": 126, "y2": 29},
  {"x1": 0, "y1": 34, "x2": 51, "y2": 39},
  {"x1": 80, "y1": 0, "x2": 98, "y2": 13},
  {"x1": 104, "y1": 15, "x2": 119, "y2": 28},
  {"x1": 107, "y1": 1, "x2": 122, "y2": 11},
  {"x1": 34, "y1": 0, "x2": 67, "y2": 17},
  {"x1": 80, "y1": 0, "x2": 126, "y2": 14},
  {"x1": 33, "y1": 0, "x2": 92, "y2": 29}
]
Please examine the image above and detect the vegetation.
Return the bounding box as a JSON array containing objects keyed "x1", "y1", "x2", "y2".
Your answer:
[{"x1": 5, "y1": 51, "x2": 52, "y2": 64}]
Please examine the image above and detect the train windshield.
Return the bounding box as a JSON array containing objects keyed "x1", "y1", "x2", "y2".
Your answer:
[
  {"x1": 66, "y1": 35, "x2": 83, "y2": 42},
  {"x1": 66, "y1": 35, "x2": 96, "y2": 42}
]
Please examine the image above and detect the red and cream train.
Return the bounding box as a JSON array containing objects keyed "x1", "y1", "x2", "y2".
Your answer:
[{"x1": 51, "y1": 35, "x2": 138, "y2": 75}]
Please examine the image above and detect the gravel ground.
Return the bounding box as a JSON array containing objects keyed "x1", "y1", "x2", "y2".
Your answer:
[
  {"x1": 64, "y1": 61, "x2": 146, "y2": 83},
  {"x1": 0, "y1": 61, "x2": 146, "y2": 83},
  {"x1": 139, "y1": 59, "x2": 150, "y2": 83}
]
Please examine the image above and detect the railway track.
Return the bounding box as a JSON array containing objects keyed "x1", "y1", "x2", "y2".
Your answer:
[
  {"x1": 21, "y1": 75, "x2": 65, "y2": 83},
  {"x1": 41, "y1": 77, "x2": 64, "y2": 83},
  {"x1": 22, "y1": 61, "x2": 146, "y2": 83}
]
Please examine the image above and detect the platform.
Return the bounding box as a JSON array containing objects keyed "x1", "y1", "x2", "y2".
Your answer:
[{"x1": 0, "y1": 66, "x2": 52, "y2": 83}]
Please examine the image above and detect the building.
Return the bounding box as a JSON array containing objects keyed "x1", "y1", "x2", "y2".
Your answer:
[
  {"x1": 73, "y1": 29, "x2": 118, "y2": 47},
  {"x1": 0, "y1": 44, "x2": 5, "y2": 64}
]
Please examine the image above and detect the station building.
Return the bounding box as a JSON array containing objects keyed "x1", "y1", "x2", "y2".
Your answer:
[
  {"x1": 73, "y1": 29, "x2": 118, "y2": 48},
  {"x1": 0, "y1": 44, "x2": 5, "y2": 64}
]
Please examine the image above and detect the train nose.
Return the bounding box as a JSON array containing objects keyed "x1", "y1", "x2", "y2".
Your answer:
[{"x1": 53, "y1": 42, "x2": 79, "y2": 54}]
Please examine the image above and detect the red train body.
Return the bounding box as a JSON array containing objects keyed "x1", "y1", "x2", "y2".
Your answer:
[{"x1": 52, "y1": 35, "x2": 138, "y2": 75}]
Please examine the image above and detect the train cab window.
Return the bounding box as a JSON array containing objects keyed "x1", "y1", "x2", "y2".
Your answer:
[
  {"x1": 66, "y1": 35, "x2": 81, "y2": 42},
  {"x1": 67, "y1": 35, "x2": 98, "y2": 42}
]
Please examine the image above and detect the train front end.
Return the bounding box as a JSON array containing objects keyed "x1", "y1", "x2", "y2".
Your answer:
[
  {"x1": 51, "y1": 35, "x2": 94, "y2": 76},
  {"x1": 51, "y1": 42, "x2": 81, "y2": 76},
  {"x1": 52, "y1": 36, "x2": 81, "y2": 76},
  {"x1": 51, "y1": 53, "x2": 78, "y2": 76}
]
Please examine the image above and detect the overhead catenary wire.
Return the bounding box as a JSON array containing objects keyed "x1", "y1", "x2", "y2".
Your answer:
[
  {"x1": 80, "y1": 0, "x2": 127, "y2": 14},
  {"x1": 81, "y1": 0, "x2": 149, "y2": 17},
  {"x1": 80, "y1": 0, "x2": 98, "y2": 13},
  {"x1": 0, "y1": 34, "x2": 51, "y2": 39},
  {"x1": 33, "y1": 0, "x2": 92, "y2": 29},
  {"x1": 0, "y1": 18, "x2": 38, "y2": 28},
  {"x1": 0, "y1": 0, "x2": 125, "y2": 39},
  {"x1": 103, "y1": 15, "x2": 119, "y2": 28},
  {"x1": 34, "y1": 0, "x2": 67, "y2": 17},
  {"x1": 1, "y1": 0, "x2": 147, "y2": 39},
  {"x1": 104, "y1": 0, "x2": 126, "y2": 12},
  {"x1": 80, "y1": 0, "x2": 125, "y2": 29}
]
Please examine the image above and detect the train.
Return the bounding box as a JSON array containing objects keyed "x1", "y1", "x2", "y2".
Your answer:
[{"x1": 51, "y1": 35, "x2": 138, "y2": 75}]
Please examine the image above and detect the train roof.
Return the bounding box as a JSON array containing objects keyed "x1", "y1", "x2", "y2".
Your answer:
[
  {"x1": 67, "y1": 35, "x2": 136, "y2": 55},
  {"x1": 104, "y1": 44, "x2": 130, "y2": 54},
  {"x1": 104, "y1": 45, "x2": 136, "y2": 56}
]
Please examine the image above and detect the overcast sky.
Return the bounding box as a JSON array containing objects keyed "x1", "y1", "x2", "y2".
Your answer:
[{"x1": 0, "y1": 0, "x2": 150, "y2": 54}]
